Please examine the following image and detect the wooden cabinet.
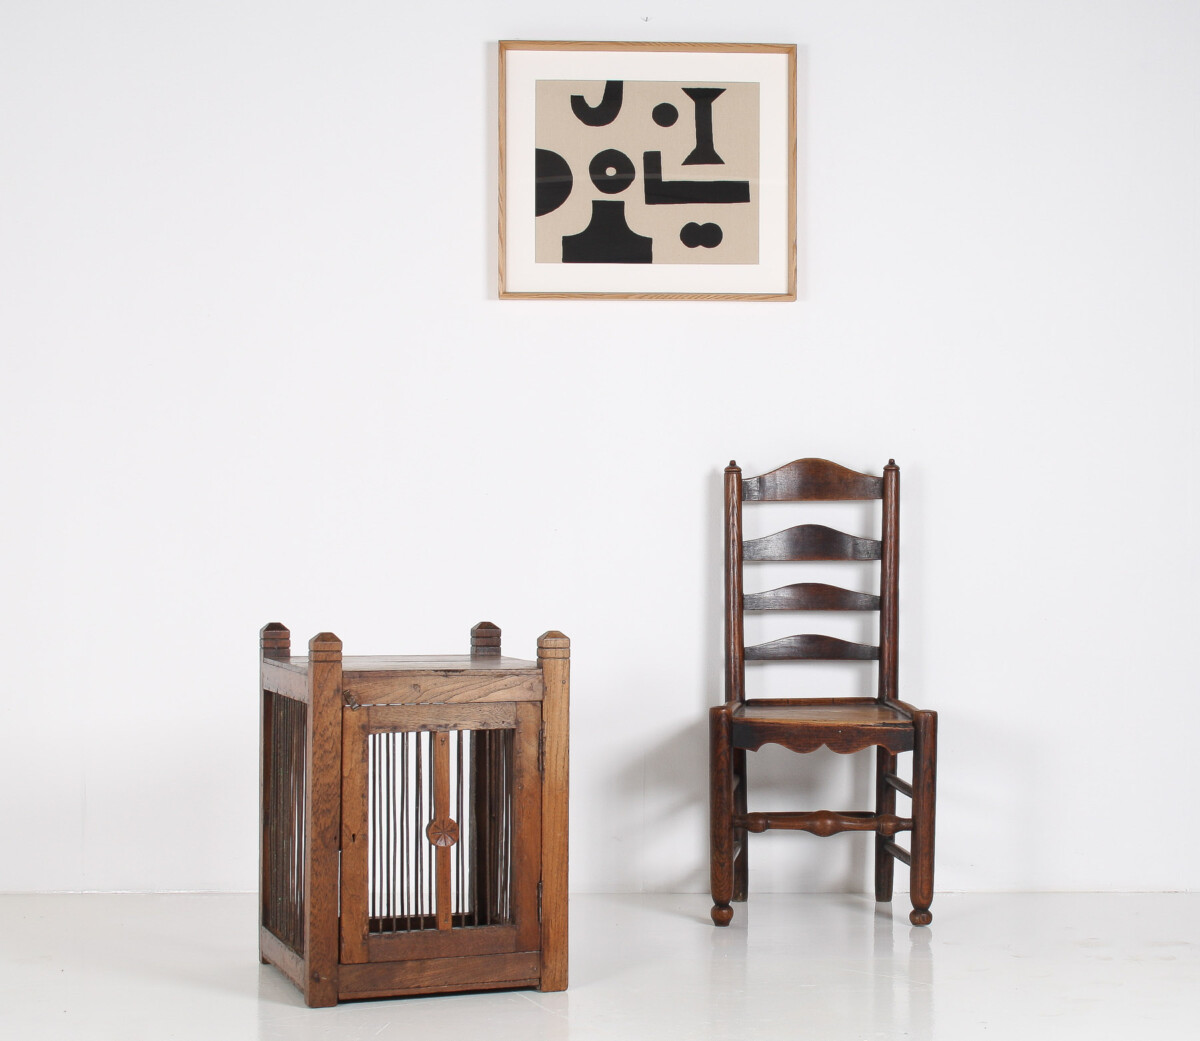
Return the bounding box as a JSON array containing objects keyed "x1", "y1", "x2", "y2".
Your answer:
[{"x1": 259, "y1": 622, "x2": 569, "y2": 1006}]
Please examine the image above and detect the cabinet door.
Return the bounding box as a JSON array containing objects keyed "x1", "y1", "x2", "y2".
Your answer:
[{"x1": 339, "y1": 701, "x2": 543, "y2": 964}]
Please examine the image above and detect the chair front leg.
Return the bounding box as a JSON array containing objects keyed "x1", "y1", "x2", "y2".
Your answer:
[
  {"x1": 709, "y1": 705, "x2": 735, "y2": 926},
  {"x1": 732, "y1": 747, "x2": 748, "y2": 901},
  {"x1": 874, "y1": 746, "x2": 897, "y2": 902},
  {"x1": 909, "y1": 710, "x2": 937, "y2": 926}
]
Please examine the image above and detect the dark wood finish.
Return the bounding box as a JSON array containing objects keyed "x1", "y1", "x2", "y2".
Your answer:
[
  {"x1": 724, "y1": 463, "x2": 745, "y2": 706},
  {"x1": 709, "y1": 705, "x2": 735, "y2": 926},
  {"x1": 875, "y1": 749, "x2": 898, "y2": 903},
  {"x1": 744, "y1": 582, "x2": 881, "y2": 612},
  {"x1": 260, "y1": 622, "x2": 569, "y2": 1006},
  {"x1": 741, "y1": 458, "x2": 884, "y2": 501},
  {"x1": 909, "y1": 710, "x2": 937, "y2": 926},
  {"x1": 744, "y1": 634, "x2": 879, "y2": 661},
  {"x1": 259, "y1": 623, "x2": 290, "y2": 967},
  {"x1": 738, "y1": 810, "x2": 912, "y2": 837},
  {"x1": 732, "y1": 745, "x2": 748, "y2": 902},
  {"x1": 710, "y1": 459, "x2": 938, "y2": 928},
  {"x1": 731, "y1": 702, "x2": 914, "y2": 756},
  {"x1": 882, "y1": 839, "x2": 912, "y2": 867},
  {"x1": 743, "y1": 524, "x2": 881, "y2": 562},
  {"x1": 879, "y1": 462, "x2": 900, "y2": 701}
]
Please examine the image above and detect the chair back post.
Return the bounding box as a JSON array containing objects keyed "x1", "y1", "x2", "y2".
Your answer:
[
  {"x1": 878, "y1": 460, "x2": 899, "y2": 702},
  {"x1": 724, "y1": 461, "x2": 745, "y2": 704}
]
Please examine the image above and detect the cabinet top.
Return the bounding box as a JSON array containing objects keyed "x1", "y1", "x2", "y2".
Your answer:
[{"x1": 271, "y1": 654, "x2": 540, "y2": 674}]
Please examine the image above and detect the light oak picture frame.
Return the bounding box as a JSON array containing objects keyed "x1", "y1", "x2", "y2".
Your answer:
[{"x1": 499, "y1": 41, "x2": 797, "y2": 301}]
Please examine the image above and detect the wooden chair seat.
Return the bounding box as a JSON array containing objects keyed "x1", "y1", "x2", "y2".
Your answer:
[{"x1": 731, "y1": 699, "x2": 915, "y2": 756}]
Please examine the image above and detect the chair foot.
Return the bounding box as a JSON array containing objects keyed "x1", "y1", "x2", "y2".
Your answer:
[
  {"x1": 909, "y1": 908, "x2": 933, "y2": 926},
  {"x1": 711, "y1": 903, "x2": 734, "y2": 926}
]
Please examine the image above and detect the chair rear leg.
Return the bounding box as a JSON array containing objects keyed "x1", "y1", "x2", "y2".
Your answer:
[
  {"x1": 874, "y1": 747, "x2": 897, "y2": 902},
  {"x1": 732, "y1": 748, "x2": 748, "y2": 901},
  {"x1": 909, "y1": 711, "x2": 937, "y2": 926},
  {"x1": 709, "y1": 706, "x2": 735, "y2": 926}
]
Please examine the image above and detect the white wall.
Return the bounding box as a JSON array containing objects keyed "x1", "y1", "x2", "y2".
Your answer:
[{"x1": 2, "y1": 1, "x2": 1196, "y2": 894}]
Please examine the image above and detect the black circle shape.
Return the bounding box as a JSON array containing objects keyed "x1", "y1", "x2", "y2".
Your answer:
[
  {"x1": 535, "y1": 149, "x2": 573, "y2": 216},
  {"x1": 652, "y1": 102, "x2": 679, "y2": 127},
  {"x1": 680, "y1": 222, "x2": 724, "y2": 248},
  {"x1": 589, "y1": 149, "x2": 635, "y2": 194}
]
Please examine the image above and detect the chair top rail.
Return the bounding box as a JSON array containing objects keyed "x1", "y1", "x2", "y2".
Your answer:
[{"x1": 742, "y1": 458, "x2": 883, "y2": 502}]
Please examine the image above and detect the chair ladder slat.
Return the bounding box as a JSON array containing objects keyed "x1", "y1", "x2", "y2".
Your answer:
[
  {"x1": 743, "y1": 582, "x2": 881, "y2": 612},
  {"x1": 743, "y1": 524, "x2": 881, "y2": 561},
  {"x1": 743, "y1": 634, "x2": 880, "y2": 661}
]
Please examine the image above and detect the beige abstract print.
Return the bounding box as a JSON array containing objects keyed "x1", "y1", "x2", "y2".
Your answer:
[{"x1": 535, "y1": 80, "x2": 759, "y2": 266}]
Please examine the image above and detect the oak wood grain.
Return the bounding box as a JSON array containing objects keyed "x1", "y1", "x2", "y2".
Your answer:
[
  {"x1": 261, "y1": 623, "x2": 569, "y2": 1003},
  {"x1": 338, "y1": 705, "x2": 370, "y2": 964},
  {"x1": 338, "y1": 952, "x2": 541, "y2": 1000},
  {"x1": 367, "y1": 703, "x2": 518, "y2": 733},
  {"x1": 366, "y1": 924, "x2": 518, "y2": 963},
  {"x1": 537, "y1": 632, "x2": 569, "y2": 991},
  {"x1": 303, "y1": 633, "x2": 342, "y2": 1007}
]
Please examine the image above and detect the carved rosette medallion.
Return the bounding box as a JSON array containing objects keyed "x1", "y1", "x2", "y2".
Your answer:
[{"x1": 425, "y1": 818, "x2": 459, "y2": 847}]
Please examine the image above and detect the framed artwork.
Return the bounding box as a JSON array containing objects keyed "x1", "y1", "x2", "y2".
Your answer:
[{"x1": 499, "y1": 41, "x2": 797, "y2": 301}]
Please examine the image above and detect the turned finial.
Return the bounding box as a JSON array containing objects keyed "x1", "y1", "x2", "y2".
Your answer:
[
  {"x1": 260, "y1": 622, "x2": 290, "y2": 659},
  {"x1": 471, "y1": 621, "x2": 501, "y2": 656},
  {"x1": 308, "y1": 632, "x2": 342, "y2": 662}
]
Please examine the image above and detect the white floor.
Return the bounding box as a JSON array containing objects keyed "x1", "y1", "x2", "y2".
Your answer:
[{"x1": 1, "y1": 892, "x2": 1197, "y2": 1040}]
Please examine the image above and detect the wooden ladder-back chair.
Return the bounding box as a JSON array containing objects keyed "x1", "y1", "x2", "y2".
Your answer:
[{"x1": 710, "y1": 458, "x2": 937, "y2": 927}]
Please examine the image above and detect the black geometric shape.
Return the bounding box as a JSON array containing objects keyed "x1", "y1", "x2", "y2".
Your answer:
[
  {"x1": 642, "y1": 152, "x2": 750, "y2": 206},
  {"x1": 588, "y1": 149, "x2": 636, "y2": 195},
  {"x1": 571, "y1": 81, "x2": 624, "y2": 127},
  {"x1": 562, "y1": 200, "x2": 653, "y2": 264},
  {"x1": 535, "y1": 149, "x2": 573, "y2": 216},
  {"x1": 653, "y1": 102, "x2": 679, "y2": 127},
  {"x1": 680, "y1": 222, "x2": 723, "y2": 248},
  {"x1": 682, "y1": 87, "x2": 726, "y2": 165}
]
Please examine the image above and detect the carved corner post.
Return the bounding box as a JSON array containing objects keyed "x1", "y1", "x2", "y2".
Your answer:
[
  {"x1": 304, "y1": 632, "x2": 343, "y2": 1007},
  {"x1": 536, "y1": 631, "x2": 570, "y2": 991},
  {"x1": 471, "y1": 621, "x2": 502, "y2": 656},
  {"x1": 259, "y1": 623, "x2": 290, "y2": 963}
]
